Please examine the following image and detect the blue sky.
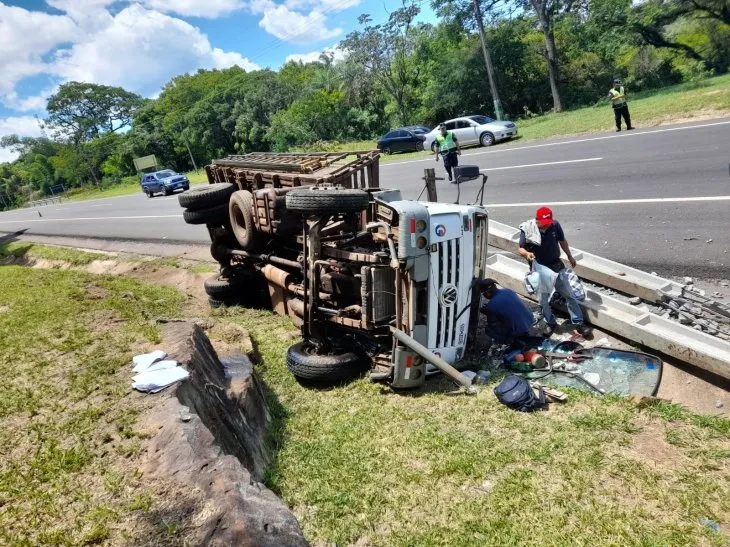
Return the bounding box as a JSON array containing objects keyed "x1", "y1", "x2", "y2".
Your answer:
[{"x1": 0, "y1": 0, "x2": 437, "y2": 162}]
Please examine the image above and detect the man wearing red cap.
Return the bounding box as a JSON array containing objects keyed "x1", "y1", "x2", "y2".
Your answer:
[{"x1": 518, "y1": 207, "x2": 591, "y2": 336}]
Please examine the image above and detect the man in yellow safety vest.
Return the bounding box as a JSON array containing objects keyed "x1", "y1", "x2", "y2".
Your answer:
[
  {"x1": 434, "y1": 123, "x2": 462, "y2": 182},
  {"x1": 608, "y1": 78, "x2": 634, "y2": 132}
]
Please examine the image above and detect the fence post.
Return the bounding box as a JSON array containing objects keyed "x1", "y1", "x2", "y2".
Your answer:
[{"x1": 423, "y1": 168, "x2": 439, "y2": 202}]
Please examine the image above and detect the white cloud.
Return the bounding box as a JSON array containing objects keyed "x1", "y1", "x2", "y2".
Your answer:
[
  {"x1": 45, "y1": 0, "x2": 114, "y2": 31},
  {"x1": 285, "y1": 44, "x2": 345, "y2": 64},
  {"x1": 284, "y1": 0, "x2": 360, "y2": 10},
  {"x1": 141, "y1": 0, "x2": 245, "y2": 18},
  {"x1": 0, "y1": 116, "x2": 45, "y2": 163},
  {"x1": 0, "y1": 3, "x2": 77, "y2": 99},
  {"x1": 0, "y1": 2, "x2": 258, "y2": 110},
  {"x1": 251, "y1": 0, "x2": 341, "y2": 43}
]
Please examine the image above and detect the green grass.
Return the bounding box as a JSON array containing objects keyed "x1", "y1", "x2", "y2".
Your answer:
[
  {"x1": 64, "y1": 169, "x2": 207, "y2": 202},
  {"x1": 0, "y1": 266, "x2": 186, "y2": 545},
  {"x1": 0, "y1": 240, "x2": 109, "y2": 265},
  {"x1": 214, "y1": 306, "x2": 730, "y2": 546}
]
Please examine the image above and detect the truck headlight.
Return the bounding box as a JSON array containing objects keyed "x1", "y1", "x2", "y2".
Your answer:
[
  {"x1": 416, "y1": 236, "x2": 428, "y2": 249},
  {"x1": 416, "y1": 219, "x2": 427, "y2": 233}
]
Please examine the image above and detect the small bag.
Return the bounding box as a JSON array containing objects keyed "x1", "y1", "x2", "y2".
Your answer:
[
  {"x1": 493, "y1": 375, "x2": 547, "y2": 412},
  {"x1": 561, "y1": 268, "x2": 586, "y2": 302}
]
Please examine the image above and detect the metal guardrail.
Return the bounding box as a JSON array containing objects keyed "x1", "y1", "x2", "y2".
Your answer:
[{"x1": 26, "y1": 196, "x2": 63, "y2": 208}]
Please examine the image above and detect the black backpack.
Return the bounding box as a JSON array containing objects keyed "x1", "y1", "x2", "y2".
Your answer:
[{"x1": 493, "y1": 375, "x2": 547, "y2": 412}]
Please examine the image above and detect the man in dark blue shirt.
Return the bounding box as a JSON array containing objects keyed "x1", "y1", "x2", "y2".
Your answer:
[
  {"x1": 518, "y1": 207, "x2": 592, "y2": 336},
  {"x1": 479, "y1": 278, "x2": 535, "y2": 343}
]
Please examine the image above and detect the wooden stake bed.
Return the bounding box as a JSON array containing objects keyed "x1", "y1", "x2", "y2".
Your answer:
[{"x1": 207, "y1": 151, "x2": 381, "y2": 190}]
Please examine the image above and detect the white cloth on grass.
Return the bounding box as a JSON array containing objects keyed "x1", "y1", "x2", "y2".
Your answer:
[
  {"x1": 132, "y1": 366, "x2": 189, "y2": 393},
  {"x1": 132, "y1": 350, "x2": 167, "y2": 373},
  {"x1": 518, "y1": 218, "x2": 541, "y2": 246},
  {"x1": 144, "y1": 359, "x2": 179, "y2": 372}
]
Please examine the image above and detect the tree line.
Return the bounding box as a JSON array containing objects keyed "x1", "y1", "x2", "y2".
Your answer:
[{"x1": 1, "y1": 0, "x2": 728, "y2": 208}]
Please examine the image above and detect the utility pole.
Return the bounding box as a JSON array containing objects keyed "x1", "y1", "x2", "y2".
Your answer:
[
  {"x1": 183, "y1": 135, "x2": 199, "y2": 174},
  {"x1": 472, "y1": 0, "x2": 504, "y2": 120}
]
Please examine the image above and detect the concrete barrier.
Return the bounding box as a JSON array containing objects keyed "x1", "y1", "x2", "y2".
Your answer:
[{"x1": 488, "y1": 220, "x2": 683, "y2": 302}]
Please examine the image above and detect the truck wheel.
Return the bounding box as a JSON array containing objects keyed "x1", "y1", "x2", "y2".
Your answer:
[
  {"x1": 286, "y1": 341, "x2": 367, "y2": 383},
  {"x1": 204, "y1": 274, "x2": 243, "y2": 299},
  {"x1": 182, "y1": 202, "x2": 229, "y2": 225},
  {"x1": 178, "y1": 183, "x2": 235, "y2": 210},
  {"x1": 229, "y1": 190, "x2": 258, "y2": 251},
  {"x1": 285, "y1": 187, "x2": 369, "y2": 215}
]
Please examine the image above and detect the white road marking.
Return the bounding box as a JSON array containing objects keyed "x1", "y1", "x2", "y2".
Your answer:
[
  {"x1": 480, "y1": 157, "x2": 602, "y2": 172},
  {"x1": 382, "y1": 119, "x2": 730, "y2": 167},
  {"x1": 487, "y1": 195, "x2": 730, "y2": 208},
  {"x1": 0, "y1": 214, "x2": 183, "y2": 224}
]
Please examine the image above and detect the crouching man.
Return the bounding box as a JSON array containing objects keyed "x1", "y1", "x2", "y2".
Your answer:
[{"x1": 479, "y1": 278, "x2": 535, "y2": 344}]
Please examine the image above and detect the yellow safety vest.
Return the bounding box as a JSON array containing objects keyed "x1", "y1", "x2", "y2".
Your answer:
[
  {"x1": 609, "y1": 87, "x2": 626, "y2": 107},
  {"x1": 435, "y1": 131, "x2": 457, "y2": 152}
]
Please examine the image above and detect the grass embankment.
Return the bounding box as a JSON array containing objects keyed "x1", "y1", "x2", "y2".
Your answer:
[
  {"x1": 220, "y1": 307, "x2": 730, "y2": 546},
  {"x1": 0, "y1": 266, "x2": 186, "y2": 545},
  {"x1": 64, "y1": 169, "x2": 207, "y2": 203},
  {"x1": 0, "y1": 240, "x2": 109, "y2": 265}
]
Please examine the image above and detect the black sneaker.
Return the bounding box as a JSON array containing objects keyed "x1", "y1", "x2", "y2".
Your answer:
[
  {"x1": 576, "y1": 324, "x2": 594, "y2": 338},
  {"x1": 627, "y1": 126, "x2": 635, "y2": 130},
  {"x1": 616, "y1": 128, "x2": 621, "y2": 132}
]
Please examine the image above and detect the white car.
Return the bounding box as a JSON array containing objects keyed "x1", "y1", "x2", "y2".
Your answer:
[{"x1": 423, "y1": 115, "x2": 518, "y2": 151}]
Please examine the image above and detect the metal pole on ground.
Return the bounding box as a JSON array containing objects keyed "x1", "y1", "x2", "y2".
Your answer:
[{"x1": 472, "y1": 0, "x2": 504, "y2": 120}]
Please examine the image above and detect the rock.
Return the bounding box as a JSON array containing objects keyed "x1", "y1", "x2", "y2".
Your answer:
[
  {"x1": 683, "y1": 277, "x2": 693, "y2": 284},
  {"x1": 651, "y1": 271, "x2": 658, "y2": 276},
  {"x1": 628, "y1": 297, "x2": 641, "y2": 305},
  {"x1": 716, "y1": 401, "x2": 724, "y2": 409},
  {"x1": 721, "y1": 282, "x2": 729, "y2": 287},
  {"x1": 706, "y1": 239, "x2": 713, "y2": 244},
  {"x1": 139, "y1": 322, "x2": 308, "y2": 547},
  {"x1": 683, "y1": 237, "x2": 697, "y2": 241}
]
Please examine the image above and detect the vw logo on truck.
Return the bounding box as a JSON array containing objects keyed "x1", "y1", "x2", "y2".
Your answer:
[{"x1": 440, "y1": 285, "x2": 458, "y2": 307}]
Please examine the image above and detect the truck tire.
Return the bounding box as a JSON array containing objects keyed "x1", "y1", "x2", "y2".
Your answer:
[
  {"x1": 178, "y1": 183, "x2": 235, "y2": 210},
  {"x1": 229, "y1": 190, "x2": 258, "y2": 251},
  {"x1": 183, "y1": 202, "x2": 229, "y2": 225},
  {"x1": 203, "y1": 274, "x2": 244, "y2": 299},
  {"x1": 286, "y1": 341, "x2": 367, "y2": 383},
  {"x1": 285, "y1": 187, "x2": 369, "y2": 215}
]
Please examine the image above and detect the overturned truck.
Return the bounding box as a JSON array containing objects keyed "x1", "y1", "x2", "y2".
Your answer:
[{"x1": 178, "y1": 152, "x2": 489, "y2": 389}]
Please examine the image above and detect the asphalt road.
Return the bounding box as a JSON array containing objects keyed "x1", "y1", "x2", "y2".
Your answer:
[{"x1": 1, "y1": 118, "x2": 729, "y2": 279}]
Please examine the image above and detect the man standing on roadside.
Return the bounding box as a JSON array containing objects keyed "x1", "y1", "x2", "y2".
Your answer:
[
  {"x1": 608, "y1": 78, "x2": 634, "y2": 132},
  {"x1": 434, "y1": 123, "x2": 461, "y2": 182},
  {"x1": 518, "y1": 207, "x2": 592, "y2": 337}
]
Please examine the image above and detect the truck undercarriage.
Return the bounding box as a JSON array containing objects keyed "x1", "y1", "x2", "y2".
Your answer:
[{"x1": 177, "y1": 152, "x2": 488, "y2": 389}]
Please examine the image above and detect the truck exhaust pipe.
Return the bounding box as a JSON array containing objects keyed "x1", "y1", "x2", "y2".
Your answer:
[{"x1": 389, "y1": 327, "x2": 475, "y2": 393}]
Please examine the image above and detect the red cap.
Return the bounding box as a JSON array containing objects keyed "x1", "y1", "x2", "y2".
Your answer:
[{"x1": 536, "y1": 206, "x2": 553, "y2": 227}]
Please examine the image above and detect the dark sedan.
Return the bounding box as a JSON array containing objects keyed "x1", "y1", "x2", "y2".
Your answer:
[{"x1": 376, "y1": 127, "x2": 427, "y2": 155}]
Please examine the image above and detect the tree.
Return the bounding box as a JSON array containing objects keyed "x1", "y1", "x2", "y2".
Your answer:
[
  {"x1": 341, "y1": 2, "x2": 424, "y2": 125},
  {"x1": 45, "y1": 82, "x2": 144, "y2": 144}
]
